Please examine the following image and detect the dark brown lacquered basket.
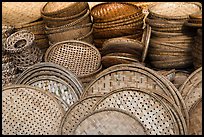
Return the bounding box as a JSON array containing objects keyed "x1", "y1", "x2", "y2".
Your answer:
[
  {"x1": 92, "y1": 87, "x2": 187, "y2": 135},
  {"x1": 41, "y1": 2, "x2": 89, "y2": 18},
  {"x1": 60, "y1": 95, "x2": 102, "y2": 135},
  {"x1": 91, "y1": 2, "x2": 142, "y2": 23},
  {"x1": 82, "y1": 64, "x2": 189, "y2": 128},
  {"x1": 44, "y1": 40, "x2": 101, "y2": 77},
  {"x1": 2, "y1": 85, "x2": 65, "y2": 135}
]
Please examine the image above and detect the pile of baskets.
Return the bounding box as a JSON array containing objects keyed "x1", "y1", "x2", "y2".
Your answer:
[
  {"x1": 41, "y1": 2, "x2": 93, "y2": 45},
  {"x1": 146, "y1": 2, "x2": 202, "y2": 69},
  {"x1": 91, "y1": 2, "x2": 145, "y2": 51}
]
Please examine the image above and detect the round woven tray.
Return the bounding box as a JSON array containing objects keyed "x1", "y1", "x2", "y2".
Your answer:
[
  {"x1": 46, "y1": 23, "x2": 92, "y2": 44},
  {"x1": 2, "y1": 85, "x2": 65, "y2": 135},
  {"x1": 15, "y1": 62, "x2": 84, "y2": 96},
  {"x1": 188, "y1": 98, "x2": 202, "y2": 135},
  {"x1": 44, "y1": 40, "x2": 101, "y2": 77},
  {"x1": 60, "y1": 95, "x2": 102, "y2": 135},
  {"x1": 2, "y1": 2, "x2": 46, "y2": 26},
  {"x1": 73, "y1": 108, "x2": 148, "y2": 135},
  {"x1": 82, "y1": 64, "x2": 189, "y2": 127},
  {"x1": 148, "y1": 2, "x2": 201, "y2": 20},
  {"x1": 92, "y1": 87, "x2": 187, "y2": 134},
  {"x1": 101, "y1": 37, "x2": 144, "y2": 56},
  {"x1": 41, "y1": 2, "x2": 89, "y2": 18},
  {"x1": 91, "y1": 2, "x2": 142, "y2": 23}
]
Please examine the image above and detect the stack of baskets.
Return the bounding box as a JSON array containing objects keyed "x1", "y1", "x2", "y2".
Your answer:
[
  {"x1": 41, "y1": 2, "x2": 93, "y2": 45},
  {"x1": 14, "y1": 20, "x2": 49, "y2": 55},
  {"x1": 44, "y1": 40, "x2": 102, "y2": 88},
  {"x1": 2, "y1": 25, "x2": 18, "y2": 86},
  {"x1": 146, "y1": 2, "x2": 202, "y2": 69},
  {"x1": 4, "y1": 30, "x2": 42, "y2": 72},
  {"x1": 91, "y1": 2, "x2": 145, "y2": 51}
]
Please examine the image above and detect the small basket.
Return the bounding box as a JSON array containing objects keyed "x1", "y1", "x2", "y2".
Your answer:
[
  {"x1": 41, "y1": 2, "x2": 89, "y2": 18},
  {"x1": 44, "y1": 40, "x2": 101, "y2": 77},
  {"x1": 2, "y1": 2, "x2": 46, "y2": 26}
]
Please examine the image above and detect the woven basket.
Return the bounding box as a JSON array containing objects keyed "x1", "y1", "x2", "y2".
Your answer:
[
  {"x1": 92, "y1": 87, "x2": 187, "y2": 135},
  {"x1": 46, "y1": 23, "x2": 92, "y2": 44},
  {"x1": 41, "y1": 2, "x2": 89, "y2": 18},
  {"x1": 148, "y1": 2, "x2": 201, "y2": 20},
  {"x1": 2, "y1": 85, "x2": 65, "y2": 135},
  {"x1": 44, "y1": 40, "x2": 101, "y2": 77},
  {"x1": 42, "y1": 8, "x2": 89, "y2": 28},
  {"x1": 91, "y1": 2, "x2": 142, "y2": 23},
  {"x1": 2, "y1": 2, "x2": 46, "y2": 26},
  {"x1": 60, "y1": 95, "x2": 102, "y2": 135}
]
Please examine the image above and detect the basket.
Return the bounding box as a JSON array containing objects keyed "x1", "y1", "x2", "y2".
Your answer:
[
  {"x1": 15, "y1": 62, "x2": 84, "y2": 96},
  {"x1": 2, "y1": 85, "x2": 65, "y2": 135},
  {"x1": 2, "y1": 2, "x2": 46, "y2": 26},
  {"x1": 41, "y1": 2, "x2": 89, "y2": 18},
  {"x1": 44, "y1": 40, "x2": 101, "y2": 77},
  {"x1": 148, "y1": 2, "x2": 201, "y2": 20},
  {"x1": 42, "y1": 8, "x2": 89, "y2": 28},
  {"x1": 46, "y1": 23, "x2": 92, "y2": 44},
  {"x1": 91, "y1": 2, "x2": 142, "y2": 23},
  {"x1": 60, "y1": 95, "x2": 102, "y2": 135},
  {"x1": 73, "y1": 108, "x2": 148, "y2": 135},
  {"x1": 92, "y1": 87, "x2": 187, "y2": 134}
]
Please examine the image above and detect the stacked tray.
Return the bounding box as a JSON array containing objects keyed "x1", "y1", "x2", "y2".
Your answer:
[
  {"x1": 4, "y1": 30, "x2": 42, "y2": 71},
  {"x1": 41, "y1": 2, "x2": 93, "y2": 45},
  {"x1": 2, "y1": 85, "x2": 65, "y2": 135},
  {"x1": 15, "y1": 20, "x2": 49, "y2": 55},
  {"x1": 179, "y1": 67, "x2": 202, "y2": 135},
  {"x1": 15, "y1": 62, "x2": 84, "y2": 111},
  {"x1": 146, "y1": 2, "x2": 202, "y2": 69},
  {"x1": 184, "y1": 11, "x2": 202, "y2": 28},
  {"x1": 192, "y1": 29, "x2": 202, "y2": 69},
  {"x1": 91, "y1": 2, "x2": 145, "y2": 50},
  {"x1": 44, "y1": 40, "x2": 101, "y2": 87}
]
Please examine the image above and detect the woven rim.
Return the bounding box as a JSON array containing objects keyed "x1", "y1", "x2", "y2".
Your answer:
[
  {"x1": 91, "y1": 2, "x2": 143, "y2": 23},
  {"x1": 72, "y1": 108, "x2": 148, "y2": 135},
  {"x1": 4, "y1": 30, "x2": 35, "y2": 53},
  {"x1": 148, "y1": 2, "x2": 202, "y2": 20},
  {"x1": 44, "y1": 40, "x2": 101, "y2": 77},
  {"x1": 92, "y1": 87, "x2": 187, "y2": 134},
  {"x1": 2, "y1": 84, "x2": 65, "y2": 135},
  {"x1": 184, "y1": 21, "x2": 202, "y2": 28},
  {"x1": 141, "y1": 24, "x2": 151, "y2": 62},
  {"x1": 41, "y1": 2, "x2": 88, "y2": 17},
  {"x1": 60, "y1": 95, "x2": 102, "y2": 135}
]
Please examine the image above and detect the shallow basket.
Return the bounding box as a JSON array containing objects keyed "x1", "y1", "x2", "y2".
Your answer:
[
  {"x1": 44, "y1": 40, "x2": 101, "y2": 77},
  {"x1": 2, "y1": 85, "x2": 65, "y2": 135},
  {"x1": 2, "y1": 2, "x2": 46, "y2": 26}
]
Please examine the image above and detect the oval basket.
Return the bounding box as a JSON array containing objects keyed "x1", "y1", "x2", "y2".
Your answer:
[
  {"x1": 44, "y1": 40, "x2": 101, "y2": 77},
  {"x1": 2, "y1": 85, "x2": 65, "y2": 135}
]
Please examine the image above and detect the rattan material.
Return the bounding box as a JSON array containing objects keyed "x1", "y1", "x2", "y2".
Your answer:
[
  {"x1": 148, "y1": 2, "x2": 201, "y2": 20},
  {"x1": 2, "y1": 2, "x2": 46, "y2": 26},
  {"x1": 141, "y1": 24, "x2": 151, "y2": 62},
  {"x1": 15, "y1": 62, "x2": 84, "y2": 97},
  {"x1": 2, "y1": 85, "x2": 65, "y2": 135},
  {"x1": 60, "y1": 95, "x2": 102, "y2": 135},
  {"x1": 92, "y1": 87, "x2": 187, "y2": 135},
  {"x1": 41, "y1": 2, "x2": 89, "y2": 18},
  {"x1": 73, "y1": 108, "x2": 148, "y2": 135},
  {"x1": 91, "y1": 2, "x2": 142, "y2": 23},
  {"x1": 101, "y1": 37, "x2": 144, "y2": 56},
  {"x1": 188, "y1": 98, "x2": 202, "y2": 135},
  {"x1": 46, "y1": 23, "x2": 92, "y2": 44},
  {"x1": 44, "y1": 40, "x2": 101, "y2": 77}
]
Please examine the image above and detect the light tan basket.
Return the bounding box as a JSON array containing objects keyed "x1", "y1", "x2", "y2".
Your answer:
[
  {"x1": 2, "y1": 85, "x2": 65, "y2": 135},
  {"x1": 44, "y1": 40, "x2": 101, "y2": 77},
  {"x1": 2, "y1": 2, "x2": 46, "y2": 26}
]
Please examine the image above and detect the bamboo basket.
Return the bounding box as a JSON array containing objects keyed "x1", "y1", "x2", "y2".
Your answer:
[
  {"x1": 2, "y1": 85, "x2": 65, "y2": 135},
  {"x1": 2, "y1": 2, "x2": 46, "y2": 26}
]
